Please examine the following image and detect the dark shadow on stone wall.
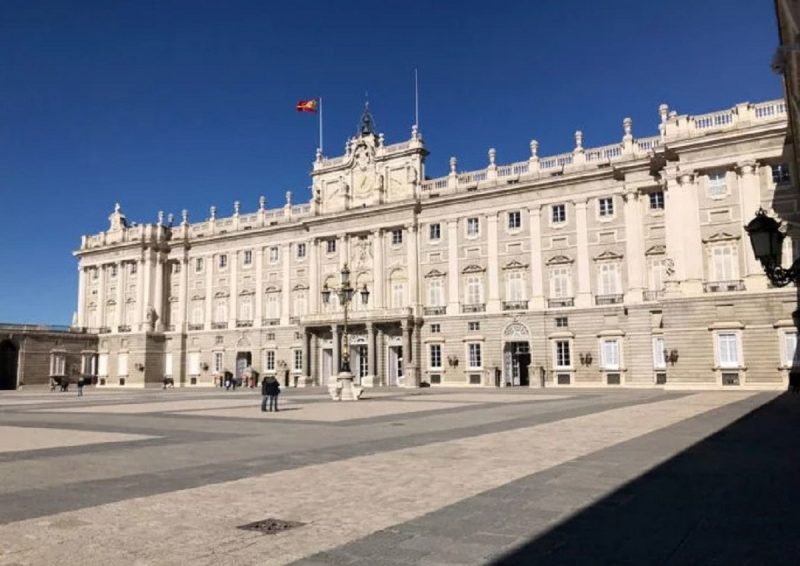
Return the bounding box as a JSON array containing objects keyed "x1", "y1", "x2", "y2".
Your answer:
[{"x1": 492, "y1": 393, "x2": 800, "y2": 565}]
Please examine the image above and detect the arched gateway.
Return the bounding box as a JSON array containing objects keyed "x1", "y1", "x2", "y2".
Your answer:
[
  {"x1": 0, "y1": 339, "x2": 19, "y2": 390},
  {"x1": 502, "y1": 322, "x2": 531, "y2": 386}
]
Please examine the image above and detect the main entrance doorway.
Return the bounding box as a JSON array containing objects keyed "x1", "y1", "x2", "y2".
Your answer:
[
  {"x1": 320, "y1": 348, "x2": 333, "y2": 386},
  {"x1": 235, "y1": 352, "x2": 251, "y2": 382},
  {"x1": 0, "y1": 340, "x2": 19, "y2": 390},
  {"x1": 504, "y1": 342, "x2": 531, "y2": 386}
]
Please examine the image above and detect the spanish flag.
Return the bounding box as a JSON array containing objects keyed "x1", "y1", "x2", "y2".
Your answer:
[{"x1": 296, "y1": 99, "x2": 318, "y2": 113}]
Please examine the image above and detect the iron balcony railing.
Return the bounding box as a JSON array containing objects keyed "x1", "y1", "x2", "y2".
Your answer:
[
  {"x1": 262, "y1": 318, "x2": 280, "y2": 326},
  {"x1": 595, "y1": 294, "x2": 624, "y2": 305},
  {"x1": 547, "y1": 297, "x2": 574, "y2": 308},
  {"x1": 188, "y1": 323, "x2": 204, "y2": 331},
  {"x1": 461, "y1": 303, "x2": 486, "y2": 313},
  {"x1": 236, "y1": 320, "x2": 253, "y2": 328},
  {"x1": 211, "y1": 322, "x2": 227, "y2": 329},
  {"x1": 703, "y1": 280, "x2": 745, "y2": 293},
  {"x1": 117, "y1": 325, "x2": 131, "y2": 333},
  {"x1": 502, "y1": 300, "x2": 528, "y2": 311},
  {"x1": 643, "y1": 290, "x2": 664, "y2": 301},
  {"x1": 424, "y1": 306, "x2": 447, "y2": 315}
]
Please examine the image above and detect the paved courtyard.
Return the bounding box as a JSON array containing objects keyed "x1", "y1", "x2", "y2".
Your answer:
[{"x1": 0, "y1": 386, "x2": 797, "y2": 565}]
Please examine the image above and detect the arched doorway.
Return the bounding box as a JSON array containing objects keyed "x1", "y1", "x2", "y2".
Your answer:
[
  {"x1": 0, "y1": 339, "x2": 19, "y2": 390},
  {"x1": 502, "y1": 322, "x2": 531, "y2": 387}
]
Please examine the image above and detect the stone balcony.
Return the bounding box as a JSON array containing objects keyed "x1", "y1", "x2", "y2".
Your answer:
[
  {"x1": 424, "y1": 306, "x2": 447, "y2": 316},
  {"x1": 236, "y1": 320, "x2": 253, "y2": 328},
  {"x1": 595, "y1": 294, "x2": 624, "y2": 305},
  {"x1": 461, "y1": 303, "x2": 486, "y2": 313},
  {"x1": 301, "y1": 307, "x2": 412, "y2": 326},
  {"x1": 547, "y1": 298, "x2": 574, "y2": 308},
  {"x1": 643, "y1": 290, "x2": 665, "y2": 301},
  {"x1": 211, "y1": 322, "x2": 227, "y2": 330},
  {"x1": 262, "y1": 318, "x2": 280, "y2": 326}
]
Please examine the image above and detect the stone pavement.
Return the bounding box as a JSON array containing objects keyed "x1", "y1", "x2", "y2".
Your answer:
[{"x1": 0, "y1": 386, "x2": 796, "y2": 565}]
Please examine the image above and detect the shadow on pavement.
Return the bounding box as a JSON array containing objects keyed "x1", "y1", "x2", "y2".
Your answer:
[{"x1": 493, "y1": 392, "x2": 800, "y2": 565}]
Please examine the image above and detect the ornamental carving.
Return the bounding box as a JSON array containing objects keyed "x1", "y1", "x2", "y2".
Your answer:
[{"x1": 503, "y1": 322, "x2": 530, "y2": 338}]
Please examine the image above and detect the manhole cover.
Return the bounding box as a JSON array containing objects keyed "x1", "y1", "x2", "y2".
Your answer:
[{"x1": 237, "y1": 518, "x2": 305, "y2": 534}]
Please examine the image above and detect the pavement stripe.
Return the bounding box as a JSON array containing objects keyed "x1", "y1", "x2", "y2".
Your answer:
[{"x1": 0, "y1": 392, "x2": 760, "y2": 566}]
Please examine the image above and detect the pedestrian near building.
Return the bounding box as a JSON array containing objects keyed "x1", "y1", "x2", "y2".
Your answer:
[
  {"x1": 77, "y1": 376, "x2": 85, "y2": 397},
  {"x1": 261, "y1": 375, "x2": 280, "y2": 412}
]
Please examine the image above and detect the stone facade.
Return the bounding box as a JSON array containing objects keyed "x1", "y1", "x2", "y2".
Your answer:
[
  {"x1": 0, "y1": 325, "x2": 98, "y2": 389},
  {"x1": 73, "y1": 99, "x2": 798, "y2": 390}
]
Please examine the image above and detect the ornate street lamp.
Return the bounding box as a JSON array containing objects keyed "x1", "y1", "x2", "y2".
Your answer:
[
  {"x1": 321, "y1": 263, "x2": 369, "y2": 374},
  {"x1": 745, "y1": 208, "x2": 796, "y2": 286}
]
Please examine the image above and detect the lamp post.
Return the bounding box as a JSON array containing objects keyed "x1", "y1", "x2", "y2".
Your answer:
[
  {"x1": 321, "y1": 264, "x2": 370, "y2": 399},
  {"x1": 745, "y1": 208, "x2": 796, "y2": 286}
]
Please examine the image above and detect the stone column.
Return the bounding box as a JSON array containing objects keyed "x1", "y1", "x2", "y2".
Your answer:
[
  {"x1": 376, "y1": 328, "x2": 385, "y2": 385},
  {"x1": 179, "y1": 256, "x2": 189, "y2": 332},
  {"x1": 407, "y1": 223, "x2": 420, "y2": 315},
  {"x1": 366, "y1": 322, "x2": 375, "y2": 385},
  {"x1": 663, "y1": 173, "x2": 685, "y2": 294},
  {"x1": 254, "y1": 247, "x2": 264, "y2": 327},
  {"x1": 154, "y1": 255, "x2": 164, "y2": 331},
  {"x1": 402, "y1": 318, "x2": 417, "y2": 387},
  {"x1": 678, "y1": 172, "x2": 704, "y2": 294},
  {"x1": 528, "y1": 206, "x2": 545, "y2": 309},
  {"x1": 373, "y1": 230, "x2": 384, "y2": 308},
  {"x1": 309, "y1": 238, "x2": 319, "y2": 314},
  {"x1": 447, "y1": 220, "x2": 460, "y2": 314},
  {"x1": 136, "y1": 255, "x2": 145, "y2": 330},
  {"x1": 281, "y1": 244, "x2": 291, "y2": 325},
  {"x1": 574, "y1": 200, "x2": 592, "y2": 307},
  {"x1": 143, "y1": 251, "x2": 152, "y2": 319},
  {"x1": 623, "y1": 189, "x2": 646, "y2": 303},
  {"x1": 115, "y1": 262, "x2": 124, "y2": 330},
  {"x1": 229, "y1": 251, "x2": 238, "y2": 329},
  {"x1": 205, "y1": 254, "x2": 213, "y2": 330},
  {"x1": 97, "y1": 264, "x2": 107, "y2": 330},
  {"x1": 302, "y1": 328, "x2": 310, "y2": 379},
  {"x1": 487, "y1": 212, "x2": 500, "y2": 313},
  {"x1": 738, "y1": 161, "x2": 767, "y2": 290},
  {"x1": 77, "y1": 266, "x2": 87, "y2": 327},
  {"x1": 331, "y1": 324, "x2": 340, "y2": 374}
]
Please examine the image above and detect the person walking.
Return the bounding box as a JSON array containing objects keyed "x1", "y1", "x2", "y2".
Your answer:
[
  {"x1": 77, "y1": 375, "x2": 85, "y2": 397},
  {"x1": 262, "y1": 375, "x2": 280, "y2": 412}
]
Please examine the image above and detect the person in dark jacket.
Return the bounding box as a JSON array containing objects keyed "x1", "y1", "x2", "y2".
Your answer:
[{"x1": 261, "y1": 375, "x2": 280, "y2": 412}]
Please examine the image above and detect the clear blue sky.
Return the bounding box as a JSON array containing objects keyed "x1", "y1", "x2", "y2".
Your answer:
[{"x1": 0, "y1": 0, "x2": 783, "y2": 324}]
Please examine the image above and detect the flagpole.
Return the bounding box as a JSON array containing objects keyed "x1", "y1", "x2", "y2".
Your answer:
[
  {"x1": 319, "y1": 96, "x2": 323, "y2": 154},
  {"x1": 414, "y1": 69, "x2": 419, "y2": 129}
]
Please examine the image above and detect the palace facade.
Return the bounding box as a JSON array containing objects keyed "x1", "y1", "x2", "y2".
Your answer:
[{"x1": 74, "y1": 98, "x2": 798, "y2": 390}]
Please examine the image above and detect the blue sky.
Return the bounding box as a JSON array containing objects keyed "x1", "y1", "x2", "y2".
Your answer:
[{"x1": 0, "y1": 0, "x2": 784, "y2": 324}]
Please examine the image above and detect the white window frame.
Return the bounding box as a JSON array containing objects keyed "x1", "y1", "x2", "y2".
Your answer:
[
  {"x1": 265, "y1": 350, "x2": 276, "y2": 372},
  {"x1": 715, "y1": 331, "x2": 741, "y2": 369},
  {"x1": 551, "y1": 203, "x2": 567, "y2": 225},
  {"x1": 554, "y1": 340, "x2": 572, "y2": 369},
  {"x1": 213, "y1": 352, "x2": 224, "y2": 373},
  {"x1": 597, "y1": 262, "x2": 621, "y2": 296},
  {"x1": 707, "y1": 171, "x2": 728, "y2": 198},
  {"x1": 782, "y1": 330, "x2": 798, "y2": 367},
  {"x1": 293, "y1": 349, "x2": 303, "y2": 372},
  {"x1": 598, "y1": 197, "x2": 614, "y2": 218},
  {"x1": 191, "y1": 303, "x2": 204, "y2": 325},
  {"x1": 269, "y1": 247, "x2": 279, "y2": 263},
  {"x1": 429, "y1": 223, "x2": 441, "y2": 241},
  {"x1": 214, "y1": 299, "x2": 227, "y2": 323},
  {"x1": 326, "y1": 239, "x2": 336, "y2": 254},
  {"x1": 391, "y1": 229, "x2": 403, "y2": 245},
  {"x1": 243, "y1": 250, "x2": 253, "y2": 266},
  {"x1": 428, "y1": 278, "x2": 444, "y2": 306},
  {"x1": 296, "y1": 243, "x2": 306, "y2": 258},
  {"x1": 466, "y1": 217, "x2": 480, "y2": 238},
  {"x1": 266, "y1": 293, "x2": 281, "y2": 319},
  {"x1": 549, "y1": 266, "x2": 572, "y2": 299},
  {"x1": 649, "y1": 191, "x2": 664, "y2": 210},
  {"x1": 195, "y1": 257, "x2": 204, "y2": 273},
  {"x1": 49, "y1": 353, "x2": 66, "y2": 376},
  {"x1": 505, "y1": 271, "x2": 526, "y2": 301},
  {"x1": 772, "y1": 162, "x2": 791, "y2": 185},
  {"x1": 239, "y1": 296, "x2": 253, "y2": 321},
  {"x1": 467, "y1": 342, "x2": 483, "y2": 370},
  {"x1": 600, "y1": 339, "x2": 621, "y2": 370},
  {"x1": 392, "y1": 282, "x2": 406, "y2": 308},
  {"x1": 430, "y1": 323, "x2": 441, "y2": 333},
  {"x1": 507, "y1": 210, "x2": 521, "y2": 230},
  {"x1": 218, "y1": 254, "x2": 228, "y2": 270},
  {"x1": 465, "y1": 275, "x2": 483, "y2": 305},
  {"x1": 648, "y1": 258, "x2": 667, "y2": 291},
  {"x1": 710, "y1": 244, "x2": 738, "y2": 282},
  {"x1": 429, "y1": 343, "x2": 442, "y2": 370}
]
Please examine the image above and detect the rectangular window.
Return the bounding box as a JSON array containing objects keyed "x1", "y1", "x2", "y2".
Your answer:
[
  {"x1": 784, "y1": 331, "x2": 798, "y2": 366},
  {"x1": 130, "y1": 263, "x2": 137, "y2": 275},
  {"x1": 392, "y1": 283, "x2": 405, "y2": 308},
  {"x1": 711, "y1": 245, "x2": 737, "y2": 281},
  {"x1": 555, "y1": 340, "x2": 571, "y2": 368},
  {"x1": 555, "y1": 316, "x2": 568, "y2": 328},
  {"x1": 653, "y1": 336, "x2": 666, "y2": 370},
  {"x1": 92, "y1": 268, "x2": 98, "y2": 280},
  {"x1": 117, "y1": 353, "x2": 128, "y2": 376},
  {"x1": 171, "y1": 262, "x2": 181, "y2": 274},
  {"x1": 239, "y1": 297, "x2": 252, "y2": 321},
  {"x1": 50, "y1": 353, "x2": 66, "y2": 376},
  {"x1": 598, "y1": 263, "x2": 620, "y2": 295},
  {"x1": 294, "y1": 349, "x2": 303, "y2": 371},
  {"x1": 772, "y1": 163, "x2": 791, "y2": 185},
  {"x1": 506, "y1": 271, "x2": 525, "y2": 301},
  {"x1": 428, "y1": 279, "x2": 444, "y2": 306},
  {"x1": 430, "y1": 323, "x2": 441, "y2": 334},
  {"x1": 110, "y1": 265, "x2": 117, "y2": 278},
  {"x1": 265, "y1": 350, "x2": 276, "y2": 372},
  {"x1": 649, "y1": 258, "x2": 667, "y2": 291},
  {"x1": 468, "y1": 321, "x2": 480, "y2": 331},
  {"x1": 269, "y1": 247, "x2": 279, "y2": 263},
  {"x1": 465, "y1": 276, "x2": 483, "y2": 304},
  {"x1": 191, "y1": 303, "x2": 204, "y2": 324},
  {"x1": 707, "y1": 172, "x2": 727, "y2": 197},
  {"x1": 429, "y1": 223, "x2": 441, "y2": 241},
  {"x1": 188, "y1": 352, "x2": 199, "y2": 375},
  {"x1": 195, "y1": 258, "x2": 204, "y2": 273},
  {"x1": 297, "y1": 243, "x2": 306, "y2": 258},
  {"x1": 507, "y1": 211, "x2": 521, "y2": 229},
  {"x1": 429, "y1": 344, "x2": 442, "y2": 369},
  {"x1": 218, "y1": 254, "x2": 228, "y2": 269},
  {"x1": 601, "y1": 339, "x2": 620, "y2": 370},
  {"x1": 598, "y1": 197, "x2": 614, "y2": 217},
  {"x1": 551, "y1": 204, "x2": 566, "y2": 223},
  {"x1": 214, "y1": 352, "x2": 223, "y2": 373},
  {"x1": 466, "y1": 217, "x2": 480, "y2": 237},
  {"x1": 468, "y1": 343, "x2": 482, "y2": 369},
  {"x1": 550, "y1": 267, "x2": 572, "y2": 298},
  {"x1": 649, "y1": 191, "x2": 664, "y2": 210},
  {"x1": 390, "y1": 229, "x2": 402, "y2": 245},
  {"x1": 243, "y1": 250, "x2": 253, "y2": 265},
  {"x1": 326, "y1": 239, "x2": 336, "y2": 254},
  {"x1": 717, "y1": 332, "x2": 740, "y2": 368}
]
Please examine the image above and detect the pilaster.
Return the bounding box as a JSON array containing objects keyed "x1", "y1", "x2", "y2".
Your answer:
[
  {"x1": 407, "y1": 223, "x2": 420, "y2": 314},
  {"x1": 281, "y1": 244, "x2": 291, "y2": 325},
  {"x1": 331, "y1": 324, "x2": 340, "y2": 374},
  {"x1": 204, "y1": 254, "x2": 213, "y2": 330},
  {"x1": 574, "y1": 200, "x2": 592, "y2": 307},
  {"x1": 178, "y1": 256, "x2": 189, "y2": 332},
  {"x1": 528, "y1": 206, "x2": 545, "y2": 309},
  {"x1": 678, "y1": 172, "x2": 704, "y2": 295},
  {"x1": 373, "y1": 230, "x2": 384, "y2": 308},
  {"x1": 487, "y1": 213, "x2": 500, "y2": 313},
  {"x1": 623, "y1": 190, "x2": 645, "y2": 303},
  {"x1": 154, "y1": 255, "x2": 164, "y2": 332},
  {"x1": 254, "y1": 247, "x2": 263, "y2": 327},
  {"x1": 136, "y1": 254, "x2": 145, "y2": 330},
  {"x1": 229, "y1": 251, "x2": 238, "y2": 329},
  {"x1": 309, "y1": 239, "x2": 319, "y2": 314},
  {"x1": 738, "y1": 161, "x2": 768, "y2": 290},
  {"x1": 115, "y1": 262, "x2": 124, "y2": 329},
  {"x1": 447, "y1": 220, "x2": 460, "y2": 314},
  {"x1": 98, "y1": 264, "x2": 107, "y2": 329},
  {"x1": 77, "y1": 266, "x2": 87, "y2": 327}
]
